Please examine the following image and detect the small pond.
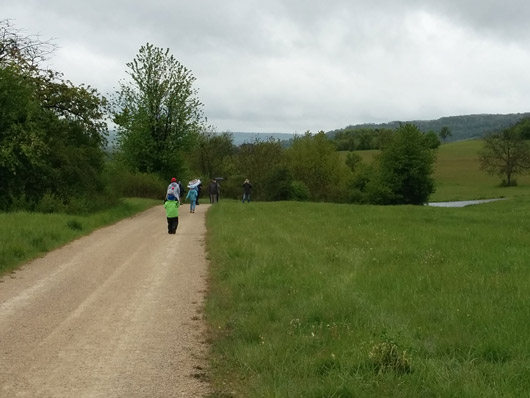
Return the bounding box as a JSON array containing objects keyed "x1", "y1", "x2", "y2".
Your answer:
[{"x1": 427, "y1": 198, "x2": 505, "y2": 208}]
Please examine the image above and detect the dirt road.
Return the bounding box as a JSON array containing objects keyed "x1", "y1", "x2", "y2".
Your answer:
[{"x1": 0, "y1": 204, "x2": 211, "y2": 397}]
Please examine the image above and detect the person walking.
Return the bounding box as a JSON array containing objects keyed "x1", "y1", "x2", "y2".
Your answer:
[
  {"x1": 166, "y1": 177, "x2": 180, "y2": 202},
  {"x1": 163, "y1": 198, "x2": 179, "y2": 234},
  {"x1": 186, "y1": 187, "x2": 198, "y2": 213},
  {"x1": 196, "y1": 181, "x2": 202, "y2": 205},
  {"x1": 208, "y1": 179, "x2": 219, "y2": 203},
  {"x1": 178, "y1": 181, "x2": 185, "y2": 204},
  {"x1": 242, "y1": 179, "x2": 252, "y2": 203}
]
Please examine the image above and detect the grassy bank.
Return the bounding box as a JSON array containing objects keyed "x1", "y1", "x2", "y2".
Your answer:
[
  {"x1": 0, "y1": 198, "x2": 160, "y2": 276},
  {"x1": 205, "y1": 199, "x2": 530, "y2": 397}
]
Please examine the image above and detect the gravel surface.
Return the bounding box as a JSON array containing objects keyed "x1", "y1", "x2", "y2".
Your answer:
[{"x1": 0, "y1": 204, "x2": 211, "y2": 397}]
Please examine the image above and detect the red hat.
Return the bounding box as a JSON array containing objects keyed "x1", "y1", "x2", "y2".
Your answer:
[{"x1": 171, "y1": 177, "x2": 176, "y2": 182}]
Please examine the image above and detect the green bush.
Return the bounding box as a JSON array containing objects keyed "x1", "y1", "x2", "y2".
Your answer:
[
  {"x1": 104, "y1": 162, "x2": 166, "y2": 199},
  {"x1": 35, "y1": 192, "x2": 66, "y2": 213},
  {"x1": 290, "y1": 180, "x2": 310, "y2": 201}
]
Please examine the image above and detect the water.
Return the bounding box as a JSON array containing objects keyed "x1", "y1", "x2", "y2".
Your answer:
[{"x1": 427, "y1": 198, "x2": 505, "y2": 208}]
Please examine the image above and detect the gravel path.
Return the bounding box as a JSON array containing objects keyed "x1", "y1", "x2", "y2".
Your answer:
[{"x1": 0, "y1": 203, "x2": 211, "y2": 397}]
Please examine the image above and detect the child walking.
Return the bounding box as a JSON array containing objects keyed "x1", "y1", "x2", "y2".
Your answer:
[
  {"x1": 164, "y1": 199, "x2": 179, "y2": 234},
  {"x1": 186, "y1": 187, "x2": 198, "y2": 213}
]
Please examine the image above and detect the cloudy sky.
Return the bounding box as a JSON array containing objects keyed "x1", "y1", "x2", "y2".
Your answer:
[{"x1": 3, "y1": 0, "x2": 530, "y2": 133}]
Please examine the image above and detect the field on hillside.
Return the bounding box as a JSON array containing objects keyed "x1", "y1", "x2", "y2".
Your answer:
[
  {"x1": 206, "y1": 199, "x2": 530, "y2": 397},
  {"x1": 352, "y1": 140, "x2": 530, "y2": 202}
]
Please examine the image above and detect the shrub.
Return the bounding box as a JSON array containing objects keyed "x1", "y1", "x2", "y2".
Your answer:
[
  {"x1": 290, "y1": 180, "x2": 310, "y2": 201},
  {"x1": 36, "y1": 192, "x2": 65, "y2": 213},
  {"x1": 104, "y1": 162, "x2": 166, "y2": 199}
]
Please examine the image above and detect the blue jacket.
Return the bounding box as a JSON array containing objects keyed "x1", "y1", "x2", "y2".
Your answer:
[{"x1": 186, "y1": 188, "x2": 198, "y2": 201}]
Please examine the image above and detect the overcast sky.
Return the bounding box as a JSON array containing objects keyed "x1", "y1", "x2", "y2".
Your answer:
[{"x1": 3, "y1": 0, "x2": 530, "y2": 133}]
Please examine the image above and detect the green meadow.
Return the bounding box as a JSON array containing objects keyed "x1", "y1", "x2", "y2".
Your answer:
[
  {"x1": 2, "y1": 139, "x2": 530, "y2": 396},
  {"x1": 355, "y1": 139, "x2": 530, "y2": 202},
  {"x1": 0, "y1": 198, "x2": 160, "y2": 276},
  {"x1": 432, "y1": 140, "x2": 530, "y2": 201},
  {"x1": 205, "y1": 199, "x2": 530, "y2": 397}
]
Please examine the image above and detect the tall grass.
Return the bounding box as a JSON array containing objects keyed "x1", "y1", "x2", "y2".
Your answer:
[
  {"x1": 206, "y1": 199, "x2": 530, "y2": 397},
  {"x1": 0, "y1": 198, "x2": 160, "y2": 276}
]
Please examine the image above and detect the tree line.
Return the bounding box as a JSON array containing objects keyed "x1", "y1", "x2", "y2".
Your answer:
[
  {"x1": 10, "y1": 20, "x2": 527, "y2": 212},
  {"x1": 329, "y1": 113, "x2": 530, "y2": 143},
  {"x1": 1, "y1": 20, "x2": 108, "y2": 212}
]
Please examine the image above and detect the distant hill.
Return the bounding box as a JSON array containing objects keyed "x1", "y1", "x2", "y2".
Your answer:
[
  {"x1": 327, "y1": 113, "x2": 530, "y2": 142},
  {"x1": 230, "y1": 132, "x2": 296, "y2": 146}
]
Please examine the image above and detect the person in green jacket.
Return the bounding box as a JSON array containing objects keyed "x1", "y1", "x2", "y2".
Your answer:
[{"x1": 164, "y1": 199, "x2": 179, "y2": 234}]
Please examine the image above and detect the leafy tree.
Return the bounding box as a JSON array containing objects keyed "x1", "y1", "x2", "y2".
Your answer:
[
  {"x1": 423, "y1": 131, "x2": 441, "y2": 149},
  {"x1": 263, "y1": 167, "x2": 295, "y2": 201},
  {"x1": 439, "y1": 126, "x2": 452, "y2": 142},
  {"x1": 368, "y1": 124, "x2": 437, "y2": 205},
  {"x1": 333, "y1": 129, "x2": 357, "y2": 151},
  {"x1": 228, "y1": 138, "x2": 285, "y2": 201},
  {"x1": 113, "y1": 43, "x2": 204, "y2": 177},
  {"x1": 1, "y1": 21, "x2": 108, "y2": 210},
  {"x1": 190, "y1": 129, "x2": 235, "y2": 179},
  {"x1": 373, "y1": 128, "x2": 394, "y2": 149},
  {"x1": 512, "y1": 117, "x2": 530, "y2": 140},
  {"x1": 479, "y1": 127, "x2": 530, "y2": 186},
  {"x1": 0, "y1": 19, "x2": 56, "y2": 73},
  {"x1": 345, "y1": 151, "x2": 362, "y2": 172},
  {"x1": 286, "y1": 131, "x2": 351, "y2": 201}
]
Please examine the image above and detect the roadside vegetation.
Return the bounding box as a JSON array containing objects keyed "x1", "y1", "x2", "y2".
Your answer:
[
  {"x1": 0, "y1": 198, "x2": 160, "y2": 276},
  {"x1": 205, "y1": 199, "x2": 530, "y2": 397}
]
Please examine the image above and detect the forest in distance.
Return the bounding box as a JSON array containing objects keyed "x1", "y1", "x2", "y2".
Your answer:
[{"x1": 216, "y1": 112, "x2": 530, "y2": 146}]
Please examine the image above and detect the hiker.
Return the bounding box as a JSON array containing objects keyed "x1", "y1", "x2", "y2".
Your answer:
[
  {"x1": 186, "y1": 187, "x2": 198, "y2": 213},
  {"x1": 166, "y1": 177, "x2": 180, "y2": 202},
  {"x1": 242, "y1": 179, "x2": 252, "y2": 203},
  {"x1": 208, "y1": 179, "x2": 219, "y2": 203},
  {"x1": 196, "y1": 181, "x2": 202, "y2": 205},
  {"x1": 178, "y1": 181, "x2": 185, "y2": 204},
  {"x1": 164, "y1": 198, "x2": 179, "y2": 234}
]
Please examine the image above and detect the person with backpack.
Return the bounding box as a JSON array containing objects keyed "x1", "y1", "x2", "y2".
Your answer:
[{"x1": 166, "y1": 177, "x2": 180, "y2": 202}]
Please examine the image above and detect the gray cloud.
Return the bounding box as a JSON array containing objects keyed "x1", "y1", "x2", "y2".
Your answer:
[{"x1": 4, "y1": 0, "x2": 530, "y2": 133}]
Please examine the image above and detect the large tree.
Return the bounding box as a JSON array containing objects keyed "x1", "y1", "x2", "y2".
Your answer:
[
  {"x1": 113, "y1": 43, "x2": 204, "y2": 177},
  {"x1": 229, "y1": 138, "x2": 285, "y2": 201},
  {"x1": 190, "y1": 129, "x2": 235, "y2": 180},
  {"x1": 439, "y1": 126, "x2": 452, "y2": 142},
  {"x1": 286, "y1": 131, "x2": 351, "y2": 202},
  {"x1": 0, "y1": 20, "x2": 108, "y2": 210},
  {"x1": 479, "y1": 126, "x2": 530, "y2": 186},
  {"x1": 368, "y1": 124, "x2": 437, "y2": 205}
]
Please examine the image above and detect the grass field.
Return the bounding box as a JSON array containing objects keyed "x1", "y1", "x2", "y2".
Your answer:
[
  {"x1": 205, "y1": 199, "x2": 530, "y2": 397},
  {"x1": 3, "y1": 140, "x2": 530, "y2": 396},
  {"x1": 353, "y1": 140, "x2": 530, "y2": 202},
  {"x1": 0, "y1": 198, "x2": 160, "y2": 276}
]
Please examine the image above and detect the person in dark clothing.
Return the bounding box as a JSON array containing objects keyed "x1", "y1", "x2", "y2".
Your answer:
[
  {"x1": 178, "y1": 181, "x2": 185, "y2": 204},
  {"x1": 209, "y1": 179, "x2": 219, "y2": 203},
  {"x1": 242, "y1": 179, "x2": 252, "y2": 203},
  {"x1": 196, "y1": 182, "x2": 202, "y2": 205}
]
